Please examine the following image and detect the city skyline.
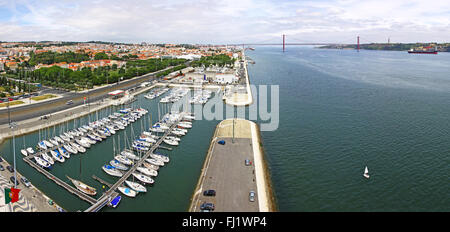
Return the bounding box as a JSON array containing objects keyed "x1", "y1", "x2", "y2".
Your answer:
[{"x1": 0, "y1": 0, "x2": 449, "y2": 44}]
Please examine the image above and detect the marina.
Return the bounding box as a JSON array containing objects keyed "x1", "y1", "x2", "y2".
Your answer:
[{"x1": 20, "y1": 103, "x2": 195, "y2": 211}]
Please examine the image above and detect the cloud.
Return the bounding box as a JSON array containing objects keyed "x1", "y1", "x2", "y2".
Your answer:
[{"x1": 0, "y1": 0, "x2": 449, "y2": 43}]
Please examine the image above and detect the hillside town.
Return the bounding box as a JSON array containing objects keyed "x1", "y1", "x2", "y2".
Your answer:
[{"x1": 0, "y1": 42, "x2": 237, "y2": 72}]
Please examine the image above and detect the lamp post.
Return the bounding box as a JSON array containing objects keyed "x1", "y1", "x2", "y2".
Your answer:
[{"x1": 10, "y1": 121, "x2": 18, "y2": 188}]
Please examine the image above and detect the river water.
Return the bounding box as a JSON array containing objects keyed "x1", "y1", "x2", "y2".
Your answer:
[{"x1": 1, "y1": 46, "x2": 449, "y2": 211}]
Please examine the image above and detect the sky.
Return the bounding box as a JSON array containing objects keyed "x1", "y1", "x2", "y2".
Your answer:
[{"x1": 0, "y1": 0, "x2": 449, "y2": 44}]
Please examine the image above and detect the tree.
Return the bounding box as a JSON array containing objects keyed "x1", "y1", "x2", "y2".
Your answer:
[{"x1": 94, "y1": 52, "x2": 109, "y2": 60}]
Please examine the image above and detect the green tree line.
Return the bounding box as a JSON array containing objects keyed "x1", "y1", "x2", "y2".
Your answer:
[{"x1": 190, "y1": 54, "x2": 235, "y2": 67}]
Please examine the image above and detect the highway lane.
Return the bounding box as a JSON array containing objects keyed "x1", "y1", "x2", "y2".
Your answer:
[{"x1": 0, "y1": 71, "x2": 160, "y2": 124}]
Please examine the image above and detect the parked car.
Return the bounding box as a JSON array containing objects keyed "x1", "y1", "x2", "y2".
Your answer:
[
  {"x1": 20, "y1": 176, "x2": 31, "y2": 187},
  {"x1": 249, "y1": 191, "x2": 256, "y2": 202},
  {"x1": 0, "y1": 164, "x2": 4, "y2": 171},
  {"x1": 218, "y1": 140, "x2": 226, "y2": 145},
  {"x1": 245, "y1": 159, "x2": 252, "y2": 166},
  {"x1": 6, "y1": 165, "x2": 14, "y2": 173},
  {"x1": 200, "y1": 202, "x2": 215, "y2": 211},
  {"x1": 10, "y1": 176, "x2": 19, "y2": 186},
  {"x1": 203, "y1": 190, "x2": 216, "y2": 197},
  {"x1": 0, "y1": 157, "x2": 3, "y2": 162}
]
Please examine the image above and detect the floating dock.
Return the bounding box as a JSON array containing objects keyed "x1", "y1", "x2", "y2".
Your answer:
[{"x1": 23, "y1": 112, "x2": 188, "y2": 212}]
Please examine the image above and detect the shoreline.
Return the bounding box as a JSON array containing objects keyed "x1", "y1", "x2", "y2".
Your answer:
[{"x1": 0, "y1": 83, "x2": 159, "y2": 145}]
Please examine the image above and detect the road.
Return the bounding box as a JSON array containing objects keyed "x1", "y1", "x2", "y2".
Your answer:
[
  {"x1": 192, "y1": 137, "x2": 259, "y2": 212},
  {"x1": 0, "y1": 64, "x2": 185, "y2": 124}
]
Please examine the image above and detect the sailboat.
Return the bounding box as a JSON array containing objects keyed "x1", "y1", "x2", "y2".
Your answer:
[
  {"x1": 132, "y1": 172, "x2": 154, "y2": 184},
  {"x1": 118, "y1": 186, "x2": 137, "y2": 197},
  {"x1": 67, "y1": 176, "x2": 97, "y2": 196},
  {"x1": 102, "y1": 165, "x2": 123, "y2": 177},
  {"x1": 125, "y1": 180, "x2": 147, "y2": 193},
  {"x1": 137, "y1": 166, "x2": 158, "y2": 177},
  {"x1": 363, "y1": 166, "x2": 370, "y2": 179}
]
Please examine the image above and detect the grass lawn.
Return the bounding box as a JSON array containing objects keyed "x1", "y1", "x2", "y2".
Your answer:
[
  {"x1": 31, "y1": 94, "x2": 57, "y2": 101},
  {"x1": 0, "y1": 100, "x2": 24, "y2": 107}
]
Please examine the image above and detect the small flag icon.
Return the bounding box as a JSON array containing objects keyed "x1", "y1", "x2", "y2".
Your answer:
[{"x1": 4, "y1": 188, "x2": 20, "y2": 204}]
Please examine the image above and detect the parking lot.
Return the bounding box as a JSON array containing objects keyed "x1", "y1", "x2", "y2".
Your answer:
[
  {"x1": 0, "y1": 156, "x2": 60, "y2": 212},
  {"x1": 193, "y1": 137, "x2": 259, "y2": 212}
]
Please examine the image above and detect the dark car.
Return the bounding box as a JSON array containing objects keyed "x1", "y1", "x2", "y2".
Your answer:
[
  {"x1": 200, "y1": 202, "x2": 215, "y2": 211},
  {"x1": 203, "y1": 190, "x2": 216, "y2": 196},
  {"x1": 0, "y1": 157, "x2": 3, "y2": 162},
  {"x1": 0, "y1": 164, "x2": 4, "y2": 171},
  {"x1": 6, "y1": 165, "x2": 14, "y2": 173},
  {"x1": 10, "y1": 176, "x2": 19, "y2": 186}
]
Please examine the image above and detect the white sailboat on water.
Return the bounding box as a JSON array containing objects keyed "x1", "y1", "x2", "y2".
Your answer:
[{"x1": 363, "y1": 166, "x2": 370, "y2": 179}]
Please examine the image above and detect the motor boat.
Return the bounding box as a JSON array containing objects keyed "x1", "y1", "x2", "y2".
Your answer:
[
  {"x1": 108, "y1": 195, "x2": 121, "y2": 208},
  {"x1": 49, "y1": 138, "x2": 59, "y2": 146},
  {"x1": 76, "y1": 139, "x2": 90, "y2": 148},
  {"x1": 118, "y1": 186, "x2": 137, "y2": 198},
  {"x1": 59, "y1": 147, "x2": 70, "y2": 159},
  {"x1": 38, "y1": 141, "x2": 47, "y2": 150},
  {"x1": 50, "y1": 149, "x2": 65, "y2": 163},
  {"x1": 102, "y1": 165, "x2": 123, "y2": 177},
  {"x1": 21, "y1": 149, "x2": 28, "y2": 156},
  {"x1": 41, "y1": 152, "x2": 54, "y2": 165},
  {"x1": 63, "y1": 144, "x2": 78, "y2": 154},
  {"x1": 125, "y1": 180, "x2": 147, "y2": 193},
  {"x1": 35, "y1": 156, "x2": 51, "y2": 168},
  {"x1": 54, "y1": 136, "x2": 64, "y2": 144},
  {"x1": 26, "y1": 147, "x2": 35, "y2": 154},
  {"x1": 43, "y1": 140, "x2": 54, "y2": 148},
  {"x1": 64, "y1": 132, "x2": 74, "y2": 139},
  {"x1": 70, "y1": 142, "x2": 86, "y2": 153},
  {"x1": 60, "y1": 134, "x2": 71, "y2": 142},
  {"x1": 132, "y1": 173, "x2": 154, "y2": 185}
]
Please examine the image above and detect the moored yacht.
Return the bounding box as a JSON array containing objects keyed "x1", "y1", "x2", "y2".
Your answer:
[
  {"x1": 125, "y1": 180, "x2": 147, "y2": 193},
  {"x1": 118, "y1": 186, "x2": 137, "y2": 198},
  {"x1": 132, "y1": 172, "x2": 154, "y2": 184},
  {"x1": 102, "y1": 165, "x2": 123, "y2": 177}
]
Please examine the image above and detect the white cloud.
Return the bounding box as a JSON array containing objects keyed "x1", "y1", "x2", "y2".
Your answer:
[{"x1": 0, "y1": 0, "x2": 448, "y2": 43}]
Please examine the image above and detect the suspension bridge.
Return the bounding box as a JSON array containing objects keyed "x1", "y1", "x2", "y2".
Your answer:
[{"x1": 227, "y1": 34, "x2": 381, "y2": 52}]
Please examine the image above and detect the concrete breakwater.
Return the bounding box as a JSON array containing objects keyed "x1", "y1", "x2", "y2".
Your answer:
[{"x1": 189, "y1": 118, "x2": 275, "y2": 212}]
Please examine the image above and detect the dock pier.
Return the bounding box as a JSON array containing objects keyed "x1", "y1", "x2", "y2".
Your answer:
[{"x1": 23, "y1": 112, "x2": 188, "y2": 212}]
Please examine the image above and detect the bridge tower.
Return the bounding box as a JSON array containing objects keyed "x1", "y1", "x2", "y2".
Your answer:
[
  {"x1": 357, "y1": 36, "x2": 360, "y2": 52},
  {"x1": 283, "y1": 34, "x2": 285, "y2": 52}
]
